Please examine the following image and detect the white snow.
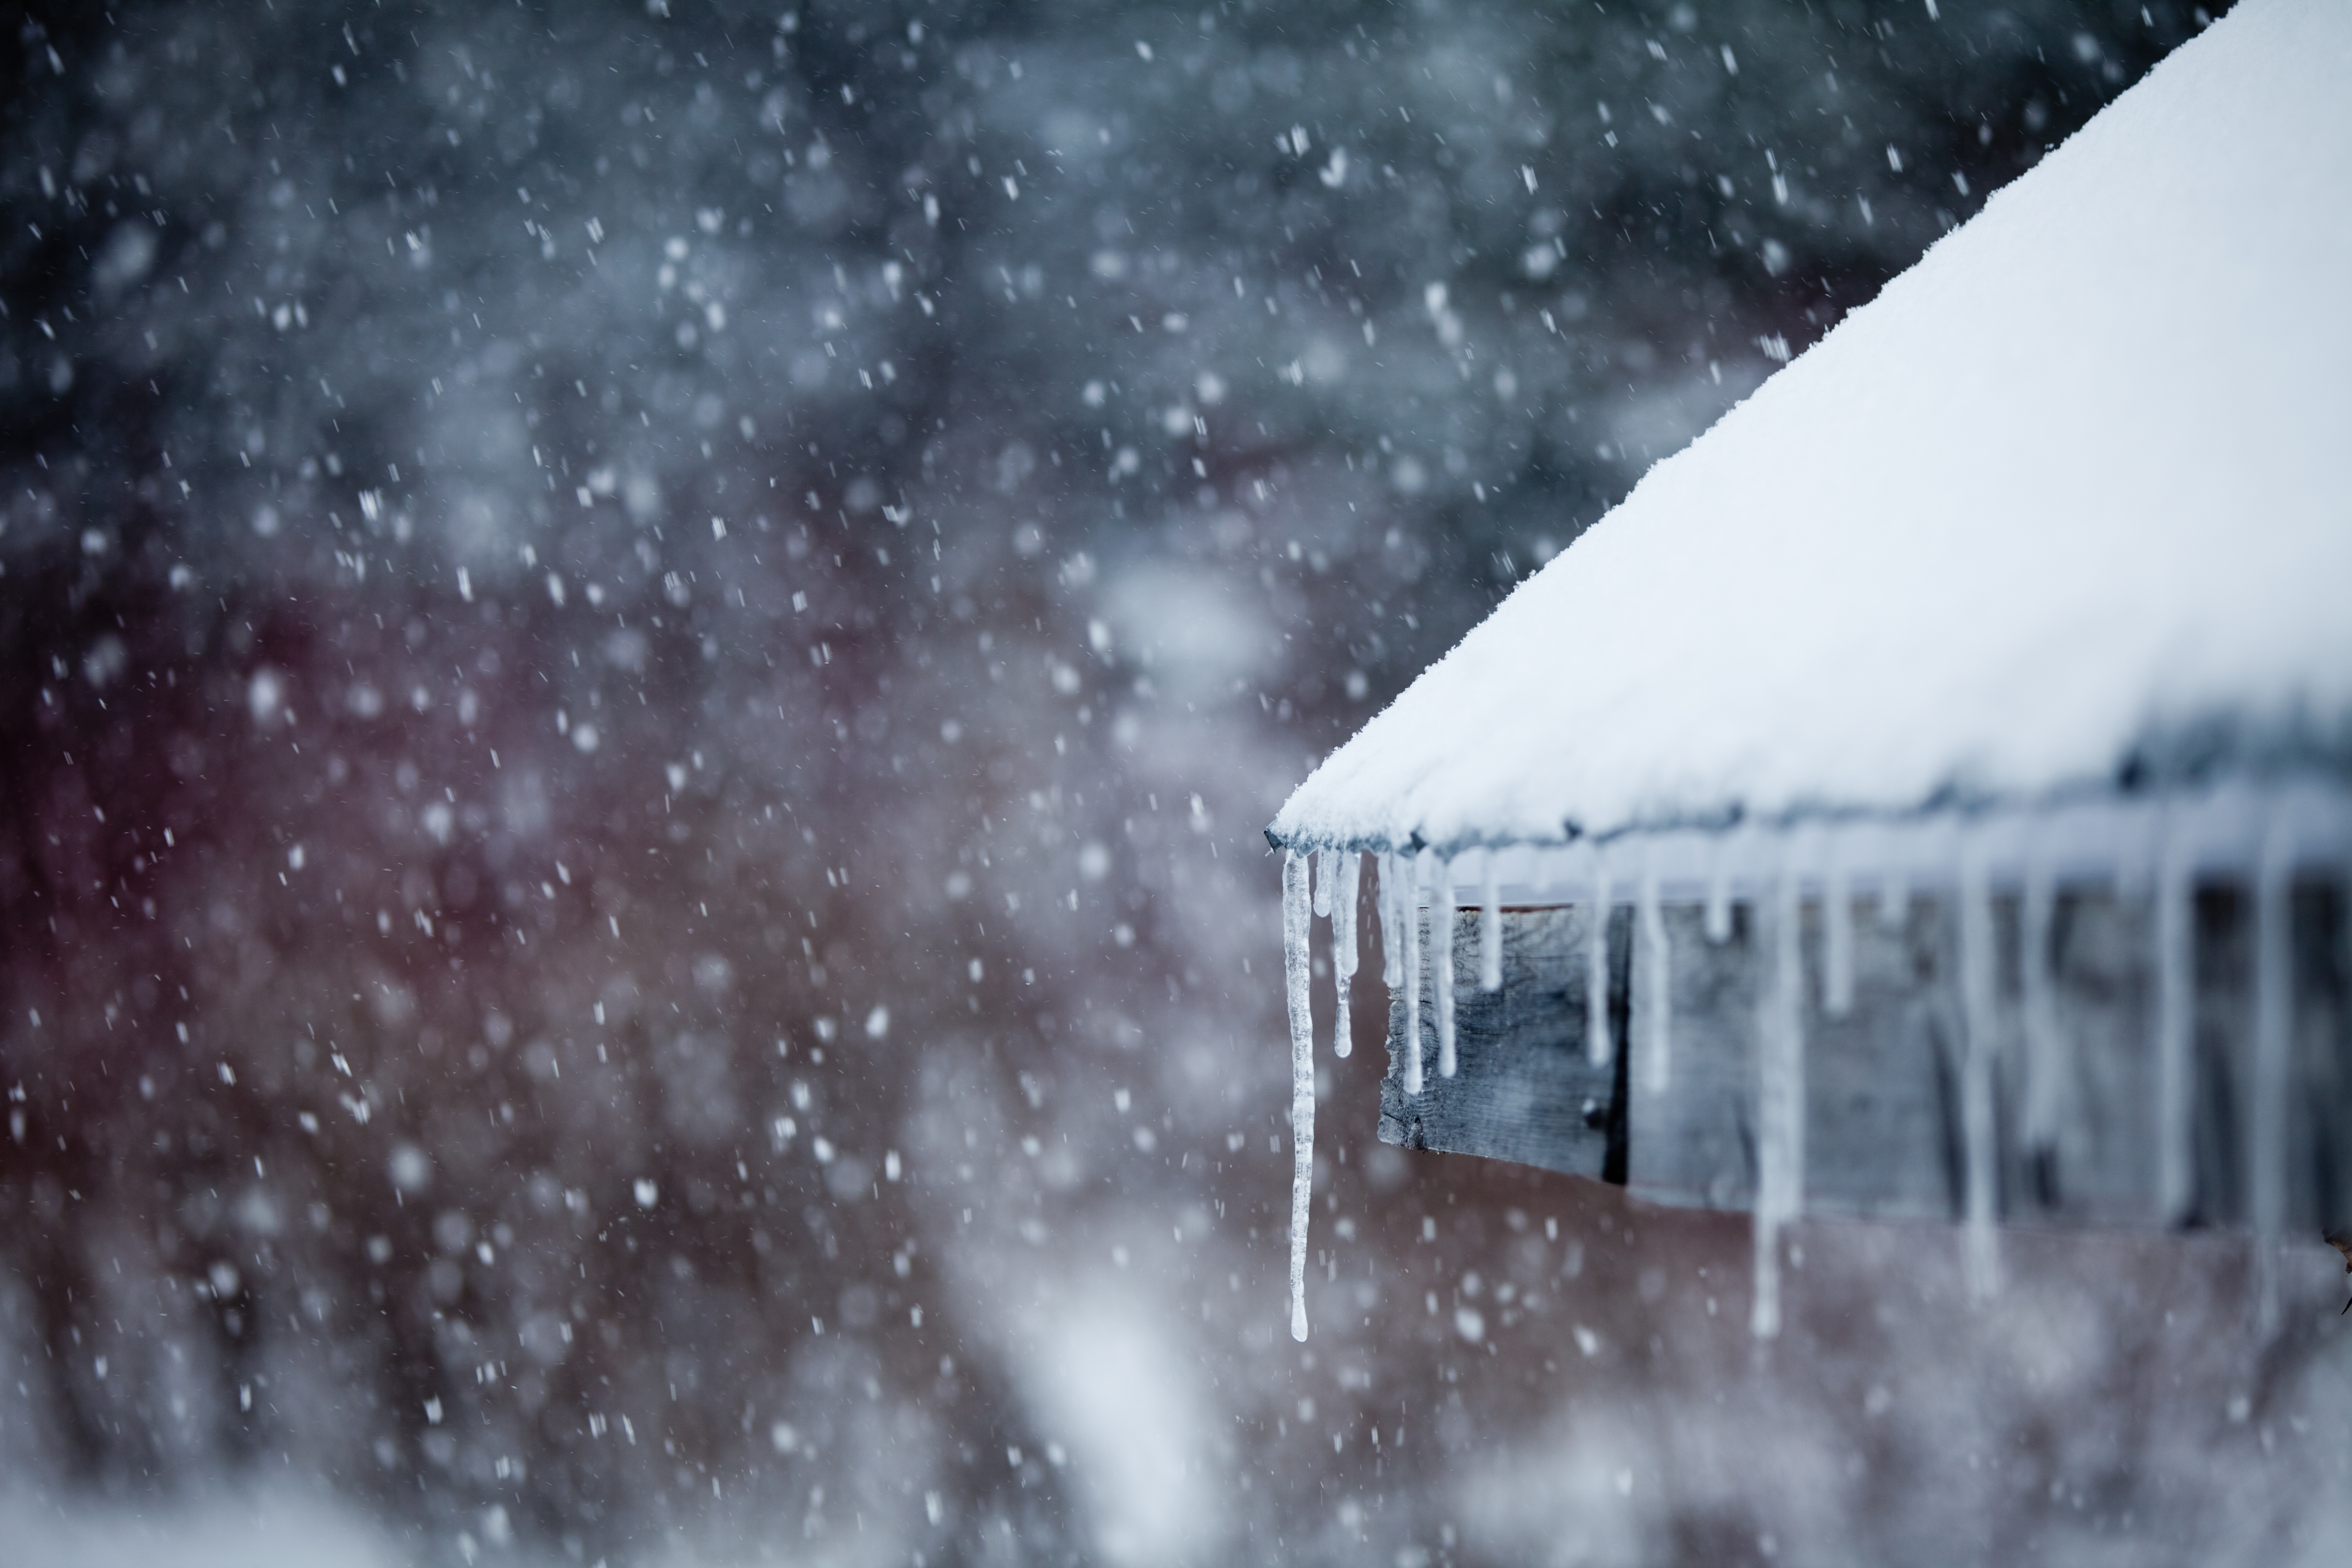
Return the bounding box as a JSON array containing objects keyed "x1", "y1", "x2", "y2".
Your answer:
[
  {"x1": 0, "y1": 1491, "x2": 406, "y2": 1568},
  {"x1": 1005, "y1": 1279, "x2": 1225, "y2": 1568},
  {"x1": 1269, "y1": 0, "x2": 2352, "y2": 856}
]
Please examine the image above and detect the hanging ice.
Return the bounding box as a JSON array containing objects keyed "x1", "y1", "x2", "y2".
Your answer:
[
  {"x1": 1750, "y1": 868, "x2": 1805, "y2": 1339},
  {"x1": 1327, "y1": 849, "x2": 1361, "y2": 1059},
  {"x1": 1282, "y1": 850, "x2": 1315, "y2": 1343},
  {"x1": 1478, "y1": 848, "x2": 1502, "y2": 991},
  {"x1": 1434, "y1": 852, "x2": 1458, "y2": 1079},
  {"x1": 2251, "y1": 813, "x2": 2294, "y2": 1332},
  {"x1": 1379, "y1": 850, "x2": 1404, "y2": 989},
  {"x1": 1878, "y1": 863, "x2": 1910, "y2": 930},
  {"x1": 1822, "y1": 845, "x2": 1855, "y2": 1018},
  {"x1": 1704, "y1": 838, "x2": 1734, "y2": 944},
  {"x1": 1639, "y1": 854, "x2": 1671, "y2": 1093},
  {"x1": 2019, "y1": 846, "x2": 2063, "y2": 1150},
  {"x1": 2154, "y1": 816, "x2": 2194, "y2": 1222},
  {"x1": 1402, "y1": 850, "x2": 1423, "y2": 1097},
  {"x1": 1957, "y1": 836, "x2": 2001, "y2": 1299},
  {"x1": 1311, "y1": 848, "x2": 1333, "y2": 920},
  {"x1": 1586, "y1": 855, "x2": 1613, "y2": 1067}
]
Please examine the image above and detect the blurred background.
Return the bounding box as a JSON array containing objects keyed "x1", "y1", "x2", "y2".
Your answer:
[{"x1": 6, "y1": 2, "x2": 2348, "y2": 1563}]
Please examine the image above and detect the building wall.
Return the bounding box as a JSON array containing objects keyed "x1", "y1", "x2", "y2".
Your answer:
[{"x1": 1379, "y1": 887, "x2": 2352, "y2": 1236}]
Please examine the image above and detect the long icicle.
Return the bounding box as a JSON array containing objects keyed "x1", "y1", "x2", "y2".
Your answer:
[
  {"x1": 1958, "y1": 833, "x2": 2002, "y2": 1299},
  {"x1": 1587, "y1": 851, "x2": 1614, "y2": 1067},
  {"x1": 1880, "y1": 859, "x2": 1911, "y2": 931},
  {"x1": 1403, "y1": 851, "x2": 1424, "y2": 1098},
  {"x1": 2251, "y1": 812, "x2": 2295, "y2": 1333},
  {"x1": 1374, "y1": 851, "x2": 1392, "y2": 987},
  {"x1": 1436, "y1": 854, "x2": 1459, "y2": 1078},
  {"x1": 1751, "y1": 864, "x2": 1805, "y2": 1339},
  {"x1": 1823, "y1": 837, "x2": 1855, "y2": 1018},
  {"x1": 1282, "y1": 850, "x2": 1315, "y2": 1343},
  {"x1": 2154, "y1": 815, "x2": 2194, "y2": 1223},
  {"x1": 1479, "y1": 848, "x2": 1503, "y2": 991},
  {"x1": 1704, "y1": 835, "x2": 1734, "y2": 944},
  {"x1": 1640, "y1": 849, "x2": 1671, "y2": 1094},
  {"x1": 2020, "y1": 840, "x2": 2062, "y2": 1153},
  {"x1": 1330, "y1": 850, "x2": 1360, "y2": 1060}
]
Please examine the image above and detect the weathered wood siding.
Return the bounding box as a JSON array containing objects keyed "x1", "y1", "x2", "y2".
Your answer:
[
  {"x1": 1380, "y1": 887, "x2": 2352, "y2": 1233},
  {"x1": 1379, "y1": 907, "x2": 1628, "y2": 1182}
]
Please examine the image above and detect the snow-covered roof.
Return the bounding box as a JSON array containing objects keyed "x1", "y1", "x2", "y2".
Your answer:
[{"x1": 1272, "y1": 0, "x2": 2352, "y2": 857}]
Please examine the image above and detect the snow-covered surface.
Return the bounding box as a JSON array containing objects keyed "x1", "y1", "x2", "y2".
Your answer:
[
  {"x1": 0, "y1": 1491, "x2": 406, "y2": 1568},
  {"x1": 1272, "y1": 0, "x2": 2352, "y2": 856}
]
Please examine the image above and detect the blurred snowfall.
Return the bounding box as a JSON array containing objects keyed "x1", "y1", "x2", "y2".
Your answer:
[{"x1": 3, "y1": 2, "x2": 2347, "y2": 1564}]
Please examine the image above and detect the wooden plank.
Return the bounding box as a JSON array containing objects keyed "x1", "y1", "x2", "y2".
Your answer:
[
  {"x1": 1378, "y1": 886, "x2": 2352, "y2": 1235},
  {"x1": 2293, "y1": 886, "x2": 2352, "y2": 1236},
  {"x1": 1623, "y1": 903, "x2": 1764, "y2": 1214},
  {"x1": 1377, "y1": 906, "x2": 1624, "y2": 1181}
]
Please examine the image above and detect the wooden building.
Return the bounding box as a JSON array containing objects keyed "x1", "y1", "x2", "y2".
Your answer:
[{"x1": 1269, "y1": 1, "x2": 2352, "y2": 1340}]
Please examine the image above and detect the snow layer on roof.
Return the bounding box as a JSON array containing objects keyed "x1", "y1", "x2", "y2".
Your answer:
[{"x1": 1272, "y1": 0, "x2": 2352, "y2": 856}]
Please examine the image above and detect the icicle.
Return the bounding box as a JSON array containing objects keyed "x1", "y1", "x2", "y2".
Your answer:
[
  {"x1": 1640, "y1": 851, "x2": 1671, "y2": 1094},
  {"x1": 1879, "y1": 860, "x2": 1910, "y2": 930},
  {"x1": 1379, "y1": 850, "x2": 1404, "y2": 989},
  {"x1": 1704, "y1": 836, "x2": 1734, "y2": 943},
  {"x1": 1750, "y1": 868, "x2": 1805, "y2": 1339},
  {"x1": 1402, "y1": 851, "x2": 1424, "y2": 1098},
  {"x1": 2153, "y1": 817, "x2": 2194, "y2": 1223},
  {"x1": 1823, "y1": 841, "x2": 1855, "y2": 1018},
  {"x1": 1330, "y1": 850, "x2": 1360, "y2": 1060},
  {"x1": 1479, "y1": 849, "x2": 1503, "y2": 993},
  {"x1": 1311, "y1": 847, "x2": 1333, "y2": 921},
  {"x1": 1435, "y1": 852, "x2": 1459, "y2": 1079},
  {"x1": 2019, "y1": 844, "x2": 2063, "y2": 1151},
  {"x1": 1957, "y1": 835, "x2": 2001, "y2": 1299},
  {"x1": 1282, "y1": 850, "x2": 1315, "y2": 1343},
  {"x1": 2343, "y1": 846, "x2": 2352, "y2": 1079},
  {"x1": 1750, "y1": 1205, "x2": 1783, "y2": 1339},
  {"x1": 2113, "y1": 805, "x2": 2156, "y2": 904},
  {"x1": 2251, "y1": 813, "x2": 2295, "y2": 1333},
  {"x1": 1586, "y1": 855, "x2": 1613, "y2": 1067}
]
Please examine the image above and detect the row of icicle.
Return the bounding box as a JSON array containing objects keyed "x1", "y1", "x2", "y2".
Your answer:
[
  {"x1": 1283, "y1": 792, "x2": 2348, "y2": 1342},
  {"x1": 1283, "y1": 845, "x2": 1643, "y2": 1343},
  {"x1": 1284, "y1": 845, "x2": 1516, "y2": 1342}
]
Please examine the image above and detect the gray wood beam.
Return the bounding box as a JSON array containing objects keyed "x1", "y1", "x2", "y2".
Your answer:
[{"x1": 1377, "y1": 887, "x2": 2352, "y2": 1235}]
